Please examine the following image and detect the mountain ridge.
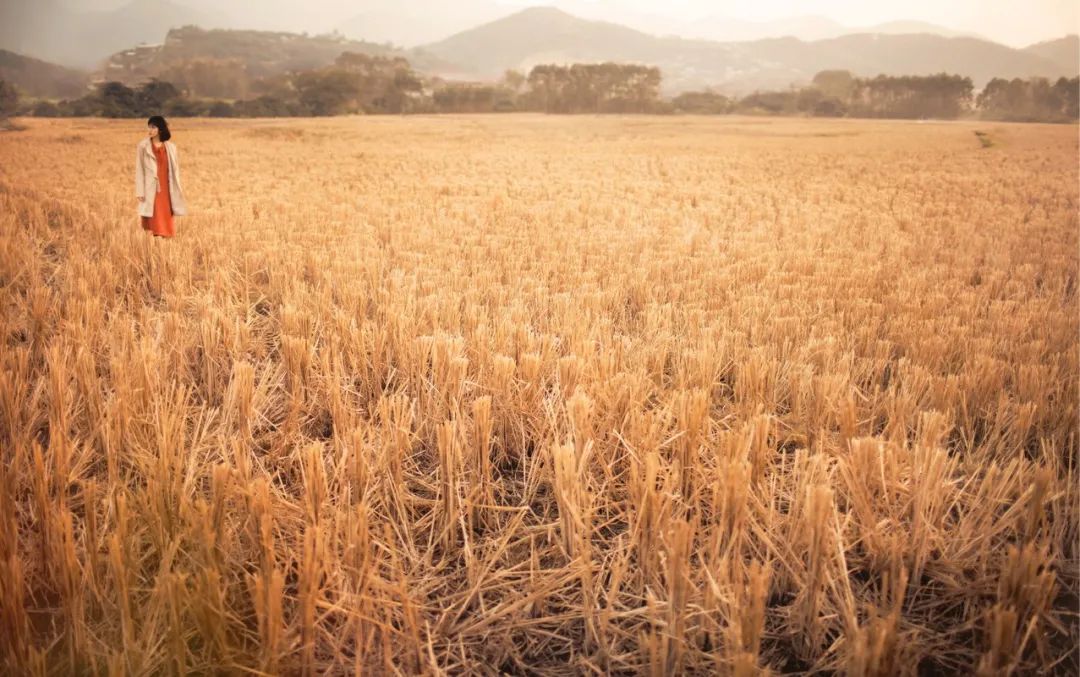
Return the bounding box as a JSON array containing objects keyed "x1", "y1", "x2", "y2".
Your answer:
[
  {"x1": 2, "y1": 4, "x2": 1075, "y2": 98},
  {"x1": 90, "y1": 25, "x2": 453, "y2": 97},
  {"x1": 419, "y1": 7, "x2": 1078, "y2": 94},
  {"x1": 0, "y1": 0, "x2": 231, "y2": 68},
  {"x1": 1022, "y1": 35, "x2": 1080, "y2": 73},
  {"x1": 0, "y1": 49, "x2": 90, "y2": 98}
]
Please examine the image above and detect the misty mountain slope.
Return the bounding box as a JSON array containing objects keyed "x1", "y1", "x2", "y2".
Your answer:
[
  {"x1": 685, "y1": 15, "x2": 845, "y2": 42},
  {"x1": 422, "y1": 8, "x2": 1078, "y2": 93},
  {"x1": 338, "y1": 0, "x2": 511, "y2": 48},
  {"x1": 732, "y1": 34, "x2": 1071, "y2": 83},
  {"x1": 864, "y1": 21, "x2": 983, "y2": 40},
  {"x1": 141, "y1": 26, "x2": 404, "y2": 75},
  {"x1": 93, "y1": 25, "x2": 455, "y2": 93},
  {"x1": 0, "y1": 50, "x2": 90, "y2": 98},
  {"x1": 3, "y1": 3, "x2": 1074, "y2": 96},
  {"x1": 0, "y1": 0, "x2": 230, "y2": 68},
  {"x1": 421, "y1": 7, "x2": 688, "y2": 76},
  {"x1": 1022, "y1": 35, "x2": 1080, "y2": 74}
]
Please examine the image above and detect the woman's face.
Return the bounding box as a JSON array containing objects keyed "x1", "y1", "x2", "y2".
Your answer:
[{"x1": 147, "y1": 123, "x2": 159, "y2": 139}]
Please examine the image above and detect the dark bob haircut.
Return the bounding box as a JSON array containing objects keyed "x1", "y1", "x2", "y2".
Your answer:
[{"x1": 147, "y1": 115, "x2": 171, "y2": 142}]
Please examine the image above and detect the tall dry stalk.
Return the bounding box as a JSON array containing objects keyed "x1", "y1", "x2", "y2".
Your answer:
[{"x1": 0, "y1": 116, "x2": 1075, "y2": 675}]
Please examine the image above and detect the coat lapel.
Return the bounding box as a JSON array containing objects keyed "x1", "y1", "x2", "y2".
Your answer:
[
  {"x1": 163, "y1": 141, "x2": 186, "y2": 215},
  {"x1": 164, "y1": 142, "x2": 176, "y2": 179},
  {"x1": 140, "y1": 140, "x2": 156, "y2": 180}
]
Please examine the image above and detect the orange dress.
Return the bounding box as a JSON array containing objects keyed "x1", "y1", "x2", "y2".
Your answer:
[{"x1": 141, "y1": 143, "x2": 175, "y2": 237}]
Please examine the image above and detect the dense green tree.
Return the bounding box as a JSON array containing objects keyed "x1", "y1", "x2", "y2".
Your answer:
[
  {"x1": 0, "y1": 79, "x2": 17, "y2": 119},
  {"x1": 811, "y1": 70, "x2": 856, "y2": 100},
  {"x1": 163, "y1": 96, "x2": 206, "y2": 117},
  {"x1": 137, "y1": 79, "x2": 182, "y2": 115},
  {"x1": 671, "y1": 90, "x2": 730, "y2": 114},
  {"x1": 795, "y1": 87, "x2": 825, "y2": 113},
  {"x1": 100, "y1": 81, "x2": 138, "y2": 117},
  {"x1": 64, "y1": 95, "x2": 101, "y2": 117},
  {"x1": 1056, "y1": 77, "x2": 1080, "y2": 119},
  {"x1": 736, "y1": 90, "x2": 799, "y2": 115},
  {"x1": 208, "y1": 100, "x2": 234, "y2": 117},
  {"x1": 501, "y1": 69, "x2": 526, "y2": 93},
  {"x1": 295, "y1": 70, "x2": 362, "y2": 116},
  {"x1": 232, "y1": 95, "x2": 298, "y2": 117},
  {"x1": 812, "y1": 97, "x2": 847, "y2": 117},
  {"x1": 32, "y1": 100, "x2": 61, "y2": 117},
  {"x1": 433, "y1": 84, "x2": 499, "y2": 113},
  {"x1": 525, "y1": 63, "x2": 662, "y2": 113},
  {"x1": 978, "y1": 76, "x2": 1079, "y2": 122},
  {"x1": 849, "y1": 73, "x2": 973, "y2": 119},
  {"x1": 334, "y1": 52, "x2": 423, "y2": 113}
]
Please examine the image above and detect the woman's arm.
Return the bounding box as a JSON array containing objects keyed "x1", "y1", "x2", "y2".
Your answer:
[
  {"x1": 135, "y1": 144, "x2": 145, "y2": 201},
  {"x1": 171, "y1": 143, "x2": 182, "y2": 186}
]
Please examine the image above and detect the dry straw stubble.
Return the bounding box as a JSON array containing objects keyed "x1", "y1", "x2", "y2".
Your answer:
[{"x1": 0, "y1": 114, "x2": 1076, "y2": 674}]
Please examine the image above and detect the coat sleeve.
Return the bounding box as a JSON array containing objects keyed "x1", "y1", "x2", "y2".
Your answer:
[
  {"x1": 171, "y1": 143, "x2": 182, "y2": 187},
  {"x1": 135, "y1": 144, "x2": 145, "y2": 198}
]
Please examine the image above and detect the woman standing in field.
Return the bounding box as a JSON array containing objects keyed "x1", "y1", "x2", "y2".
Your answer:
[{"x1": 135, "y1": 115, "x2": 187, "y2": 238}]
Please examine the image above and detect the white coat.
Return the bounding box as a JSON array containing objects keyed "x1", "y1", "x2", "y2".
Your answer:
[{"x1": 135, "y1": 138, "x2": 188, "y2": 218}]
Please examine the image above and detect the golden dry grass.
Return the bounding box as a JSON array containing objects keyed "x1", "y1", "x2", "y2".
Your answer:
[{"x1": 0, "y1": 115, "x2": 1077, "y2": 675}]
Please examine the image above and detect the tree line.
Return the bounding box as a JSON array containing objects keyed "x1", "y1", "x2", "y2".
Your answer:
[
  {"x1": 976, "y1": 77, "x2": 1080, "y2": 122},
  {"x1": 2, "y1": 56, "x2": 1077, "y2": 123},
  {"x1": 675, "y1": 71, "x2": 1078, "y2": 122}
]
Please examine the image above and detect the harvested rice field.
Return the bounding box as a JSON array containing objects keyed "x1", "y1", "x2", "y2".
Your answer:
[{"x1": 0, "y1": 114, "x2": 1077, "y2": 675}]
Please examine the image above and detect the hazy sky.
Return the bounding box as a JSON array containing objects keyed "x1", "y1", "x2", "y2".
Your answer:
[{"x1": 60, "y1": 0, "x2": 1079, "y2": 46}]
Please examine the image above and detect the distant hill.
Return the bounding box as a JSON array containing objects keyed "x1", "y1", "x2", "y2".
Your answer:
[
  {"x1": 420, "y1": 7, "x2": 696, "y2": 80},
  {"x1": 0, "y1": 50, "x2": 90, "y2": 98},
  {"x1": 95, "y1": 25, "x2": 453, "y2": 95},
  {"x1": 338, "y1": 0, "x2": 511, "y2": 48},
  {"x1": 421, "y1": 8, "x2": 1078, "y2": 93},
  {"x1": 865, "y1": 20, "x2": 984, "y2": 40},
  {"x1": 1022, "y1": 35, "x2": 1080, "y2": 74},
  {"x1": 3, "y1": 3, "x2": 1074, "y2": 98},
  {"x1": 419, "y1": 6, "x2": 648, "y2": 70},
  {"x1": 674, "y1": 15, "x2": 981, "y2": 43},
  {"x1": 731, "y1": 33, "x2": 1075, "y2": 87},
  {"x1": 0, "y1": 0, "x2": 231, "y2": 69},
  {"x1": 673, "y1": 15, "x2": 845, "y2": 42},
  {"x1": 543, "y1": 9, "x2": 984, "y2": 44}
]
